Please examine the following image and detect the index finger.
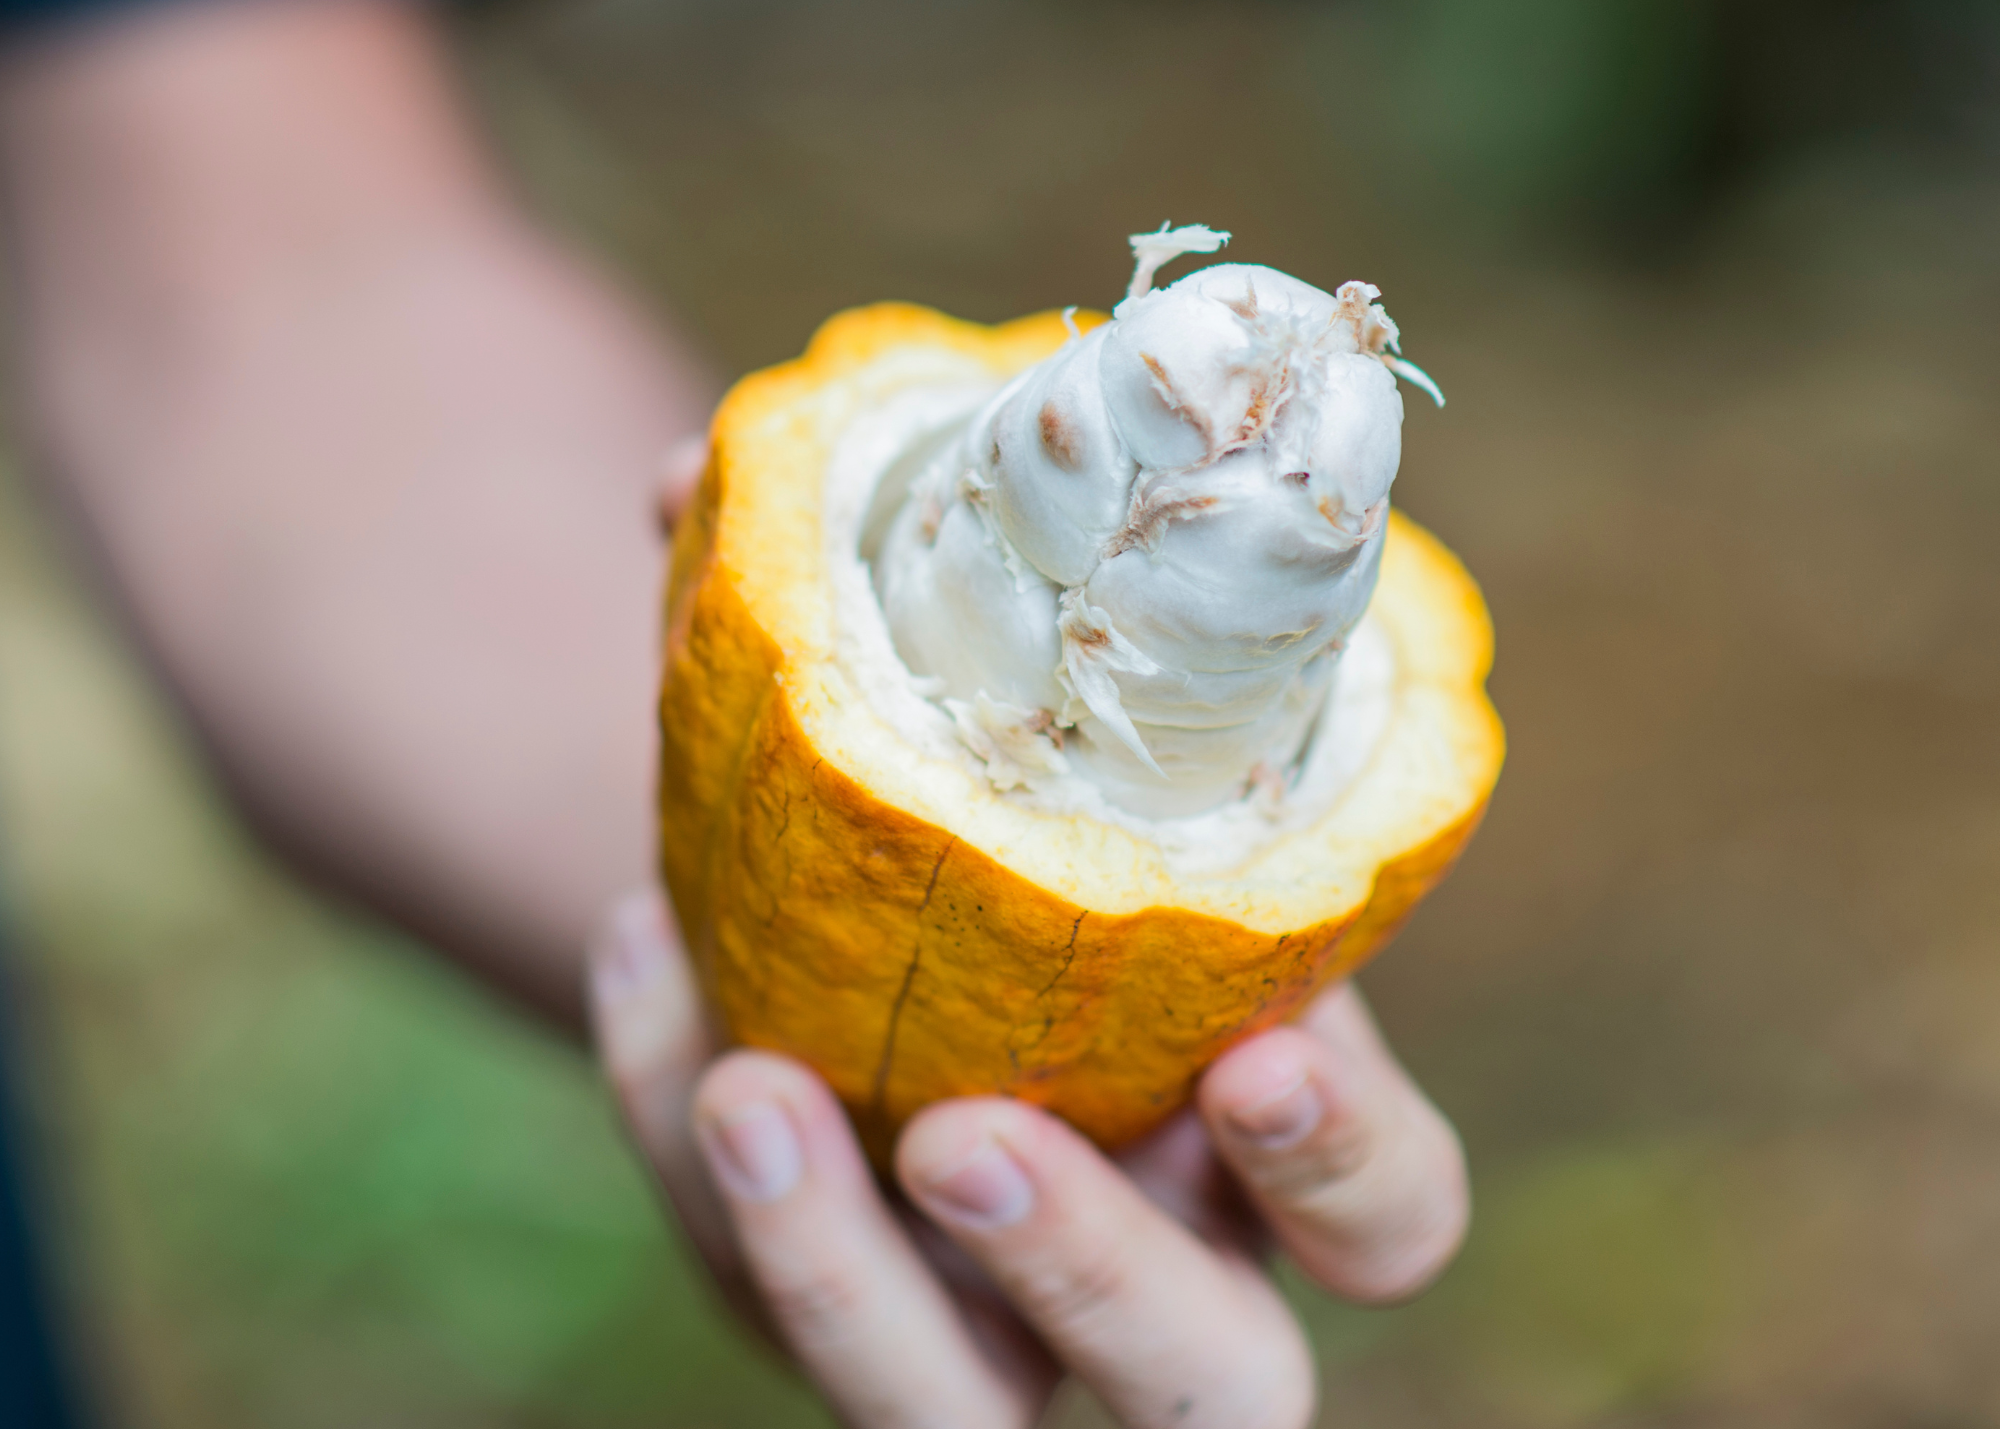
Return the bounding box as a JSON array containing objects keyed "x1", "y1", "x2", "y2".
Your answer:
[{"x1": 898, "y1": 1097, "x2": 1316, "y2": 1429}]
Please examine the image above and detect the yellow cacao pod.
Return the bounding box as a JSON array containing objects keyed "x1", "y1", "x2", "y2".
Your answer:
[{"x1": 659, "y1": 303, "x2": 1503, "y2": 1161}]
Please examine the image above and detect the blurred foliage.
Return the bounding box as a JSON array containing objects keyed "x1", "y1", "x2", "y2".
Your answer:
[
  {"x1": 2, "y1": 1, "x2": 1998, "y2": 1427},
  {"x1": 1376, "y1": 0, "x2": 1999, "y2": 242},
  {"x1": 1382, "y1": 0, "x2": 1720, "y2": 232}
]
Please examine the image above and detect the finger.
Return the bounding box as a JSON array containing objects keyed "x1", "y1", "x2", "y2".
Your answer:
[
  {"x1": 656, "y1": 432, "x2": 709, "y2": 534},
  {"x1": 588, "y1": 894, "x2": 1053, "y2": 1410},
  {"x1": 898, "y1": 1099, "x2": 1316, "y2": 1429},
  {"x1": 586, "y1": 889, "x2": 743, "y2": 1289},
  {"x1": 694, "y1": 1053, "x2": 1053, "y2": 1429},
  {"x1": 1198, "y1": 983, "x2": 1469, "y2": 1305}
]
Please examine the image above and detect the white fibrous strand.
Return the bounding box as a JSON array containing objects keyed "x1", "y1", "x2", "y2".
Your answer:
[
  {"x1": 944, "y1": 693, "x2": 1070, "y2": 792},
  {"x1": 872, "y1": 225, "x2": 1442, "y2": 817}
]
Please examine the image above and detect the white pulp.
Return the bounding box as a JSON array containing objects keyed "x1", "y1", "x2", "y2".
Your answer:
[{"x1": 869, "y1": 226, "x2": 1440, "y2": 818}]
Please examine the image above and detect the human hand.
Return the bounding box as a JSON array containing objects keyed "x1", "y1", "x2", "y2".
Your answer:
[{"x1": 587, "y1": 888, "x2": 1467, "y2": 1429}]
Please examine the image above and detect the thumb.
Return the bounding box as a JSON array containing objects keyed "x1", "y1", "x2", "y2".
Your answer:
[{"x1": 586, "y1": 888, "x2": 736, "y2": 1271}]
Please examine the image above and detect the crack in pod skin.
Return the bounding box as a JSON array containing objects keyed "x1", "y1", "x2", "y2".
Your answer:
[{"x1": 874, "y1": 226, "x2": 1441, "y2": 817}]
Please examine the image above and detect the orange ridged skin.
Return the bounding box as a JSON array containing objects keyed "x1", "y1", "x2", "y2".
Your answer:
[{"x1": 660, "y1": 303, "x2": 1503, "y2": 1160}]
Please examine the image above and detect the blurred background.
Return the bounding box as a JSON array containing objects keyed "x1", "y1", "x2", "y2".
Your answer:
[{"x1": 2, "y1": 0, "x2": 1997, "y2": 1424}]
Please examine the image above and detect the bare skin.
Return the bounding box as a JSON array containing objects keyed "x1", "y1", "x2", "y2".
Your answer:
[
  {"x1": 0, "y1": 5, "x2": 1470, "y2": 1424},
  {"x1": 593, "y1": 890, "x2": 1466, "y2": 1429},
  {"x1": 0, "y1": 0, "x2": 710, "y2": 1023}
]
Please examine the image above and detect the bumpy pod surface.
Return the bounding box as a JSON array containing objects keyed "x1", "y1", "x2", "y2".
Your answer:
[{"x1": 659, "y1": 303, "x2": 1502, "y2": 1160}]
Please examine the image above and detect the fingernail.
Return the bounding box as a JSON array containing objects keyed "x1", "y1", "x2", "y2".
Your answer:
[
  {"x1": 1228, "y1": 1074, "x2": 1323, "y2": 1150},
  {"x1": 699, "y1": 1102, "x2": 802, "y2": 1203},
  {"x1": 589, "y1": 894, "x2": 670, "y2": 1006},
  {"x1": 920, "y1": 1139, "x2": 1034, "y2": 1230}
]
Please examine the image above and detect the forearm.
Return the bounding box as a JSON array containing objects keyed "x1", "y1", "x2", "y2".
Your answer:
[{"x1": 0, "y1": 1, "x2": 712, "y2": 1025}]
